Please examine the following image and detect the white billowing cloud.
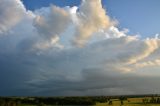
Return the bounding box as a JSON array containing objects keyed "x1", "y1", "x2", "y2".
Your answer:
[
  {"x1": 134, "y1": 59, "x2": 160, "y2": 69},
  {"x1": 33, "y1": 5, "x2": 71, "y2": 49},
  {"x1": 105, "y1": 26, "x2": 127, "y2": 38},
  {"x1": 33, "y1": 35, "x2": 64, "y2": 51},
  {"x1": 122, "y1": 38, "x2": 160, "y2": 65},
  {"x1": 72, "y1": 0, "x2": 113, "y2": 47},
  {"x1": 0, "y1": 0, "x2": 26, "y2": 34},
  {"x1": 0, "y1": 0, "x2": 160, "y2": 96},
  {"x1": 26, "y1": 0, "x2": 115, "y2": 49},
  {"x1": 0, "y1": 0, "x2": 36, "y2": 53},
  {"x1": 34, "y1": 5, "x2": 71, "y2": 39}
]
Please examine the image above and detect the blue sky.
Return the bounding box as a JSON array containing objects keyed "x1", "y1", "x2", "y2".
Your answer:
[{"x1": 22, "y1": 0, "x2": 160, "y2": 38}]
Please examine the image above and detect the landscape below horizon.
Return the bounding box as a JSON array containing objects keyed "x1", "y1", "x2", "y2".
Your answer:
[{"x1": 1, "y1": 95, "x2": 160, "y2": 106}]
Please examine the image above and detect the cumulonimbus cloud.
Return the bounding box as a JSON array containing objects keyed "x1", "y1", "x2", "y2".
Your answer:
[{"x1": 0, "y1": 0, "x2": 160, "y2": 96}]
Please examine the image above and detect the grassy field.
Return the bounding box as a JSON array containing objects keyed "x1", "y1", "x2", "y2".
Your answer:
[
  {"x1": 19, "y1": 98, "x2": 160, "y2": 106},
  {"x1": 96, "y1": 103, "x2": 160, "y2": 106},
  {"x1": 1, "y1": 96, "x2": 160, "y2": 106},
  {"x1": 96, "y1": 97, "x2": 160, "y2": 106}
]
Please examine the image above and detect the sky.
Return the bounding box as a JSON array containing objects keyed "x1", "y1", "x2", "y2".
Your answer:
[
  {"x1": 22, "y1": 0, "x2": 160, "y2": 38},
  {"x1": 0, "y1": 0, "x2": 160, "y2": 96}
]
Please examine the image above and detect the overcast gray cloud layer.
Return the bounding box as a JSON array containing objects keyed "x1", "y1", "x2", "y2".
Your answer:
[{"x1": 0, "y1": 0, "x2": 160, "y2": 96}]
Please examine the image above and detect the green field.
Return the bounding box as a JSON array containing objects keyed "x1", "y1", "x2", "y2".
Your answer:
[
  {"x1": 96, "y1": 97, "x2": 160, "y2": 106},
  {"x1": 18, "y1": 98, "x2": 160, "y2": 106},
  {"x1": 1, "y1": 96, "x2": 160, "y2": 106}
]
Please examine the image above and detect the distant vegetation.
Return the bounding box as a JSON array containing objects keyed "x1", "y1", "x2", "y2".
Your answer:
[{"x1": 0, "y1": 94, "x2": 160, "y2": 106}]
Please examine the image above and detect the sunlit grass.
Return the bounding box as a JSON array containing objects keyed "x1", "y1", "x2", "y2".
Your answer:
[{"x1": 96, "y1": 97, "x2": 160, "y2": 106}]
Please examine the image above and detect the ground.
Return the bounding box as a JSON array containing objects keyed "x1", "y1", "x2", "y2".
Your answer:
[{"x1": 96, "y1": 97, "x2": 160, "y2": 106}]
